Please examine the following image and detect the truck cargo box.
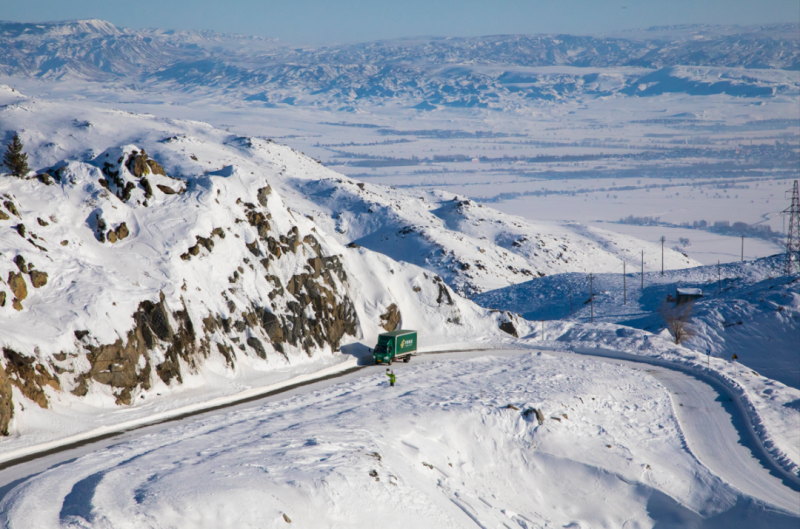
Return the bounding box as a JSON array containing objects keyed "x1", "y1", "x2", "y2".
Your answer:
[{"x1": 373, "y1": 330, "x2": 417, "y2": 364}]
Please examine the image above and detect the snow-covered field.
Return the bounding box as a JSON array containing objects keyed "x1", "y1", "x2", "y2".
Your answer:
[
  {"x1": 3, "y1": 351, "x2": 798, "y2": 528},
  {"x1": 0, "y1": 19, "x2": 798, "y2": 527}
]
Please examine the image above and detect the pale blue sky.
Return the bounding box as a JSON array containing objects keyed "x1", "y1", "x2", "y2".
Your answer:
[{"x1": 3, "y1": 0, "x2": 798, "y2": 44}]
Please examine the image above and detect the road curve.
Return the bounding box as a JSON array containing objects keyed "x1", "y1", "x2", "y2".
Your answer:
[
  {"x1": 566, "y1": 347, "x2": 800, "y2": 515},
  {"x1": 0, "y1": 347, "x2": 797, "y2": 518}
]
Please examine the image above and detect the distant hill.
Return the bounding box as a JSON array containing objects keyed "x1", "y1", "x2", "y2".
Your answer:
[{"x1": 0, "y1": 20, "x2": 797, "y2": 110}]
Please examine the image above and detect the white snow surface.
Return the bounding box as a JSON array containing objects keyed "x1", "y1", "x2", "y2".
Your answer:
[
  {"x1": 3, "y1": 351, "x2": 798, "y2": 528},
  {"x1": 0, "y1": 85, "x2": 539, "y2": 453},
  {"x1": 474, "y1": 256, "x2": 800, "y2": 482}
]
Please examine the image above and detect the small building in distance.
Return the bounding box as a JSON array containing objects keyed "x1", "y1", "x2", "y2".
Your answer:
[{"x1": 676, "y1": 288, "x2": 703, "y2": 305}]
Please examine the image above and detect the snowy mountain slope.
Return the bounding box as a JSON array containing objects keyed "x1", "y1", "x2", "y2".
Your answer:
[
  {"x1": 0, "y1": 20, "x2": 797, "y2": 111},
  {"x1": 0, "y1": 85, "x2": 699, "y2": 302},
  {"x1": 0, "y1": 85, "x2": 536, "y2": 446},
  {"x1": 6, "y1": 352, "x2": 797, "y2": 528},
  {"x1": 473, "y1": 256, "x2": 799, "y2": 387}
]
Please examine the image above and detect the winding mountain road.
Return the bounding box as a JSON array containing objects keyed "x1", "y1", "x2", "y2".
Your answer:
[{"x1": 0, "y1": 347, "x2": 797, "y2": 521}]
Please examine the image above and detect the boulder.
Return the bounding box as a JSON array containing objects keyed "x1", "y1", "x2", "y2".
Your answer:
[
  {"x1": 29, "y1": 270, "x2": 48, "y2": 288},
  {"x1": 115, "y1": 222, "x2": 129, "y2": 240},
  {"x1": 0, "y1": 291, "x2": 5, "y2": 307},
  {"x1": 13, "y1": 255, "x2": 27, "y2": 273},
  {"x1": 246, "y1": 337, "x2": 267, "y2": 359},
  {"x1": 7, "y1": 272, "x2": 27, "y2": 301},
  {"x1": 499, "y1": 321, "x2": 518, "y2": 337},
  {"x1": 157, "y1": 184, "x2": 176, "y2": 195},
  {"x1": 127, "y1": 151, "x2": 150, "y2": 177},
  {"x1": 146, "y1": 158, "x2": 166, "y2": 176},
  {"x1": 257, "y1": 185, "x2": 272, "y2": 206},
  {"x1": 107, "y1": 229, "x2": 117, "y2": 243},
  {"x1": 379, "y1": 303, "x2": 401, "y2": 332}
]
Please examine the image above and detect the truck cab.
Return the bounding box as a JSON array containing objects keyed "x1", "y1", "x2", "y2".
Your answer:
[{"x1": 373, "y1": 330, "x2": 417, "y2": 365}]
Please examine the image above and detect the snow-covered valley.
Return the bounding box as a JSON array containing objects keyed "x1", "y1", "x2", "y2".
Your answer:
[{"x1": 0, "y1": 18, "x2": 798, "y2": 528}]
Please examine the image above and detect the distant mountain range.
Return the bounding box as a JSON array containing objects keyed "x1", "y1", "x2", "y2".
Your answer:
[{"x1": 1, "y1": 19, "x2": 798, "y2": 109}]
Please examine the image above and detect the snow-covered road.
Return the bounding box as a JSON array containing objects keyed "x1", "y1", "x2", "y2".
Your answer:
[
  {"x1": 567, "y1": 348, "x2": 800, "y2": 514},
  {"x1": 0, "y1": 348, "x2": 797, "y2": 526}
]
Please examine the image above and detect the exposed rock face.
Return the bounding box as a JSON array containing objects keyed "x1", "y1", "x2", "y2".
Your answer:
[
  {"x1": 3, "y1": 201, "x2": 20, "y2": 218},
  {"x1": 29, "y1": 270, "x2": 48, "y2": 288},
  {"x1": 156, "y1": 184, "x2": 176, "y2": 195},
  {"x1": 0, "y1": 366, "x2": 13, "y2": 435},
  {"x1": 0, "y1": 165, "x2": 363, "y2": 435},
  {"x1": 125, "y1": 149, "x2": 165, "y2": 178},
  {"x1": 0, "y1": 291, "x2": 6, "y2": 307},
  {"x1": 499, "y1": 321, "x2": 518, "y2": 337},
  {"x1": 257, "y1": 185, "x2": 272, "y2": 206},
  {"x1": 72, "y1": 292, "x2": 199, "y2": 402},
  {"x1": 7, "y1": 272, "x2": 27, "y2": 303},
  {"x1": 146, "y1": 158, "x2": 166, "y2": 176},
  {"x1": 246, "y1": 337, "x2": 267, "y2": 359},
  {"x1": 379, "y1": 303, "x2": 401, "y2": 331},
  {"x1": 3, "y1": 347, "x2": 60, "y2": 409},
  {"x1": 116, "y1": 222, "x2": 129, "y2": 240}
]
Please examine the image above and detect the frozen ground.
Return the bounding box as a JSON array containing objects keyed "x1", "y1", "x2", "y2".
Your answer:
[{"x1": 1, "y1": 350, "x2": 797, "y2": 528}]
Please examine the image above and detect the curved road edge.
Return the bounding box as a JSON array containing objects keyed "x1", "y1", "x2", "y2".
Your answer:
[{"x1": 569, "y1": 346, "x2": 800, "y2": 490}]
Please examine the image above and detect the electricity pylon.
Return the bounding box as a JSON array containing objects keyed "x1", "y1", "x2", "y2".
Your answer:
[{"x1": 783, "y1": 180, "x2": 800, "y2": 275}]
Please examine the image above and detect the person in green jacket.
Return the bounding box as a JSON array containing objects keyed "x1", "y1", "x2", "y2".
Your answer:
[{"x1": 386, "y1": 368, "x2": 396, "y2": 387}]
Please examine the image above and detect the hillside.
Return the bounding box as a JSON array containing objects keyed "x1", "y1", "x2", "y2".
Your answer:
[
  {"x1": 0, "y1": 19, "x2": 797, "y2": 112},
  {"x1": 473, "y1": 255, "x2": 800, "y2": 389}
]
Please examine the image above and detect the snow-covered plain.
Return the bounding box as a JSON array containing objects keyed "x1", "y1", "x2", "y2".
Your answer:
[{"x1": 3, "y1": 351, "x2": 798, "y2": 528}]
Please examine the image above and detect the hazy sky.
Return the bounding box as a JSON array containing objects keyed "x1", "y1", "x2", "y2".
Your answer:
[{"x1": 3, "y1": 0, "x2": 799, "y2": 44}]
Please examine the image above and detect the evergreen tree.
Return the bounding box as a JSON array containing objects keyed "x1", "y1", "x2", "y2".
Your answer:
[{"x1": 3, "y1": 133, "x2": 29, "y2": 177}]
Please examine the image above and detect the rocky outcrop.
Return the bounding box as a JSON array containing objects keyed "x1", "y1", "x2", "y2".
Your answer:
[
  {"x1": 29, "y1": 270, "x2": 48, "y2": 288},
  {"x1": 0, "y1": 366, "x2": 13, "y2": 435},
  {"x1": 379, "y1": 304, "x2": 401, "y2": 331},
  {"x1": 125, "y1": 149, "x2": 165, "y2": 178},
  {"x1": 0, "y1": 166, "x2": 364, "y2": 435},
  {"x1": 71, "y1": 292, "x2": 200, "y2": 403},
  {"x1": 3, "y1": 347, "x2": 60, "y2": 409},
  {"x1": 7, "y1": 272, "x2": 27, "y2": 310}
]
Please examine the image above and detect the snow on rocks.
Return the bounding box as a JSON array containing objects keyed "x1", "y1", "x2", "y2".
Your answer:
[{"x1": 0, "y1": 89, "x2": 531, "y2": 449}]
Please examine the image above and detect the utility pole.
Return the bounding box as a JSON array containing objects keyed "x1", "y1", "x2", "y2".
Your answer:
[
  {"x1": 660, "y1": 236, "x2": 666, "y2": 275},
  {"x1": 641, "y1": 250, "x2": 644, "y2": 290},
  {"x1": 623, "y1": 262, "x2": 627, "y2": 305},
  {"x1": 782, "y1": 180, "x2": 800, "y2": 275},
  {"x1": 590, "y1": 273, "x2": 594, "y2": 323},
  {"x1": 741, "y1": 234, "x2": 745, "y2": 262}
]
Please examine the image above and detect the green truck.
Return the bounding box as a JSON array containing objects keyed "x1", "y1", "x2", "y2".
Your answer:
[{"x1": 373, "y1": 330, "x2": 417, "y2": 365}]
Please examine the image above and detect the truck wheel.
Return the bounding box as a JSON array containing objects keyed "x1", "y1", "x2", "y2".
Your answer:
[
  {"x1": 388, "y1": 357, "x2": 393, "y2": 365},
  {"x1": 403, "y1": 355, "x2": 410, "y2": 363}
]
